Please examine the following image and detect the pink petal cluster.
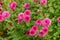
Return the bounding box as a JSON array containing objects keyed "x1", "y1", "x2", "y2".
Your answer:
[
  {"x1": 57, "y1": 16, "x2": 60, "y2": 22},
  {"x1": 34, "y1": 0, "x2": 37, "y2": 2},
  {"x1": 40, "y1": 0, "x2": 47, "y2": 5},
  {"x1": 0, "y1": 11, "x2": 10, "y2": 22},
  {"x1": 18, "y1": 13, "x2": 23, "y2": 23},
  {"x1": 18, "y1": 10, "x2": 31, "y2": 23},
  {"x1": 2, "y1": 11, "x2": 10, "y2": 18},
  {"x1": 10, "y1": 1, "x2": 17, "y2": 11},
  {"x1": 26, "y1": 25, "x2": 38, "y2": 36},
  {"x1": 31, "y1": 25, "x2": 38, "y2": 31},
  {"x1": 38, "y1": 27, "x2": 48, "y2": 37},
  {"x1": 23, "y1": 15, "x2": 31, "y2": 22},
  {"x1": 41, "y1": 18, "x2": 51, "y2": 27},
  {"x1": 0, "y1": 7, "x2": 2, "y2": 14},
  {"x1": 0, "y1": 15, "x2": 3, "y2": 22},
  {"x1": 35, "y1": 19, "x2": 41, "y2": 26},
  {"x1": 29, "y1": 29, "x2": 36, "y2": 36},
  {"x1": 24, "y1": 10, "x2": 31, "y2": 15},
  {"x1": 26, "y1": 18, "x2": 51, "y2": 37},
  {"x1": 23, "y1": 3, "x2": 30, "y2": 9}
]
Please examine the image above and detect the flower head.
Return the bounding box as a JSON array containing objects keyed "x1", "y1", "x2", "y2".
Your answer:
[
  {"x1": 10, "y1": 1, "x2": 17, "y2": 11},
  {"x1": 38, "y1": 30, "x2": 45, "y2": 37},
  {"x1": 35, "y1": 19, "x2": 41, "y2": 26},
  {"x1": 2, "y1": 11, "x2": 10, "y2": 18},
  {"x1": 26, "y1": 30, "x2": 30, "y2": 36},
  {"x1": 42, "y1": 27, "x2": 48, "y2": 33},
  {"x1": 57, "y1": 16, "x2": 60, "y2": 22},
  {"x1": 29, "y1": 29, "x2": 36, "y2": 36},
  {"x1": 24, "y1": 10, "x2": 31, "y2": 15},
  {"x1": 41, "y1": 18, "x2": 51, "y2": 27},
  {"x1": 0, "y1": 15, "x2": 3, "y2": 22},
  {"x1": 40, "y1": 0, "x2": 47, "y2": 5},
  {"x1": 23, "y1": 3, "x2": 30, "y2": 8},
  {"x1": 23, "y1": 15, "x2": 31, "y2": 22},
  {"x1": 31, "y1": 25, "x2": 38, "y2": 31},
  {"x1": 0, "y1": 7, "x2": 2, "y2": 14}
]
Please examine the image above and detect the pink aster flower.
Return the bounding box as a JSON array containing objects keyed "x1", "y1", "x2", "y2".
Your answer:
[
  {"x1": 42, "y1": 27, "x2": 48, "y2": 33},
  {"x1": 0, "y1": 15, "x2": 3, "y2": 22},
  {"x1": 31, "y1": 25, "x2": 38, "y2": 31},
  {"x1": 10, "y1": 1, "x2": 17, "y2": 11},
  {"x1": 23, "y1": 15, "x2": 31, "y2": 22},
  {"x1": 18, "y1": 13, "x2": 23, "y2": 23},
  {"x1": 57, "y1": 16, "x2": 60, "y2": 22},
  {"x1": 2, "y1": 38, "x2": 6, "y2": 40},
  {"x1": 38, "y1": 30, "x2": 45, "y2": 37},
  {"x1": 0, "y1": 7, "x2": 2, "y2": 14},
  {"x1": 35, "y1": 19, "x2": 41, "y2": 26},
  {"x1": 34, "y1": 0, "x2": 37, "y2": 2},
  {"x1": 23, "y1": 3, "x2": 30, "y2": 8},
  {"x1": 26, "y1": 30, "x2": 30, "y2": 36},
  {"x1": 2, "y1": 11, "x2": 10, "y2": 18},
  {"x1": 24, "y1": 10, "x2": 31, "y2": 15},
  {"x1": 40, "y1": 0, "x2": 47, "y2": 5},
  {"x1": 29, "y1": 29, "x2": 36, "y2": 36},
  {"x1": 18, "y1": 13, "x2": 24, "y2": 18},
  {"x1": 18, "y1": 17, "x2": 22, "y2": 23},
  {"x1": 41, "y1": 18, "x2": 51, "y2": 27}
]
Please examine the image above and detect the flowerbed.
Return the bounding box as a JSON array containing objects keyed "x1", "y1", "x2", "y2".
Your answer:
[{"x1": 0, "y1": 0, "x2": 60, "y2": 40}]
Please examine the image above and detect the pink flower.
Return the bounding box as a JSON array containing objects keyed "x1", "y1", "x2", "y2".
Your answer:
[
  {"x1": 31, "y1": 25, "x2": 38, "y2": 31},
  {"x1": 2, "y1": 11, "x2": 10, "y2": 18},
  {"x1": 18, "y1": 13, "x2": 24, "y2": 18},
  {"x1": 18, "y1": 13, "x2": 23, "y2": 23},
  {"x1": 35, "y1": 19, "x2": 41, "y2": 26},
  {"x1": 42, "y1": 27, "x2": 48, "y2": 33},
  {"x1": 0, "y1": 15, "x2": 3, "y2": 22},
  {"x1": 41, "y1": 18, "x2": 51, "y2": 27},
  {"x1": 10, "y1": 1, "x2": 17, "y2": 11},
  {"x1": 23, "y1": 15, "x2": 31, "y2": 22},
  {"x1": 18, "y1": 17, "x2": 22, "y2": 23},
  {"x1": 40, "y1": 0, "x2": 47, "y2": 5},
  {"x1": 57, "y1": 16, "x2": 60, "y2": 22},
  {"x1": 2, "y1": 38, "x2": 6, "y2": 40},
  {"x1": 23, "y1": 3, "x2": 30, "y2": 8},
  {"x1": 34, "y1": 0, "x2": 37, "y2": 2},
  {"x1": 29, "y1": 29, "x2": 36, "y2": 36},
  {"x1": 38, "y1": 30, "x2": 45, "y2": 37},
  {"x1": 26, "y1": 30, "x2": 30, "y2": 35},
  {"x1": 24, "y1": 10, "x2": 31, "y2": 15},
  {"x1": 0, "y1": 7, "x2": 2, "y2": 14}
]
